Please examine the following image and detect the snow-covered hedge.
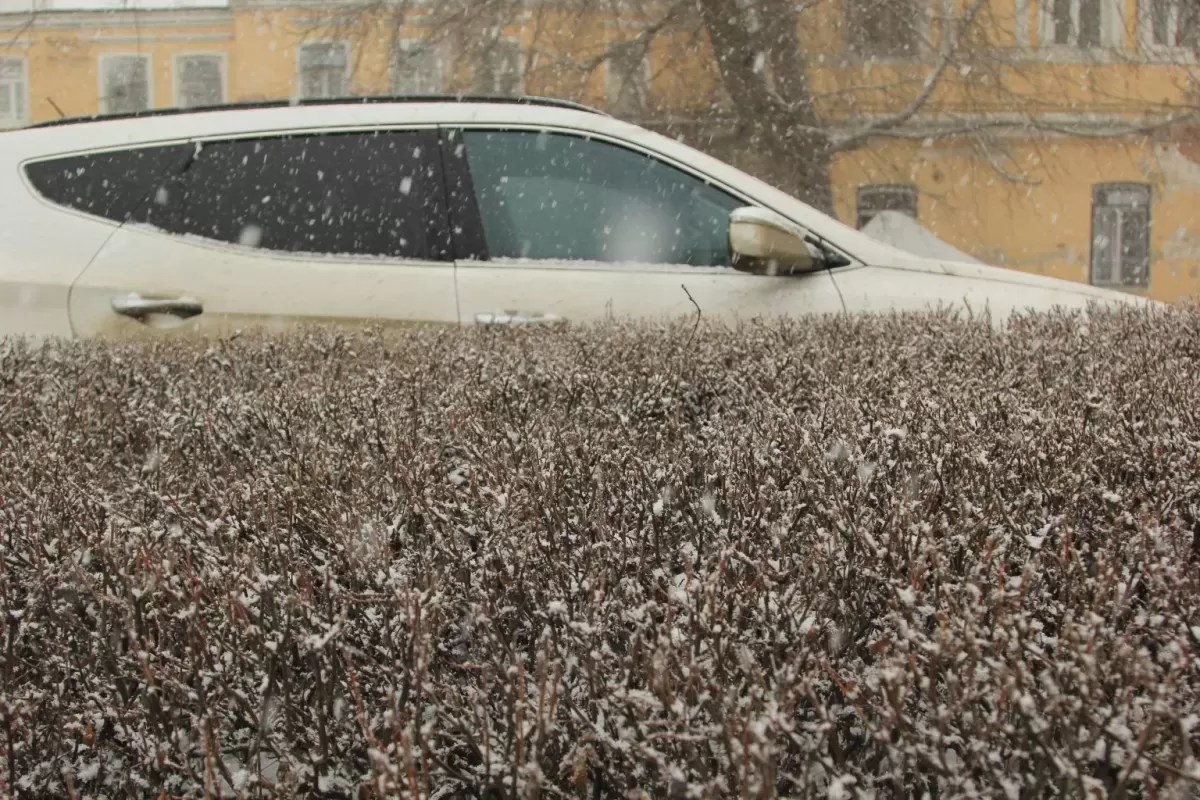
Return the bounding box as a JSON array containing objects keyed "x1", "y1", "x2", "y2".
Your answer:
[{"x1": 2, "y1": 309, "x2": 1199, "y2": 799}]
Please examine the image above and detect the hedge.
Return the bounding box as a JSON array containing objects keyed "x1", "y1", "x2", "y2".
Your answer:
[{"x1": 1, "y1": 308, "x2": 1198, "y2": 798}]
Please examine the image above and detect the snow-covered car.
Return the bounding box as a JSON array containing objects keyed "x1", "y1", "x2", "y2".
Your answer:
[{"x1": 0, "y1": 96, "x2": 1150, "y2": 339}]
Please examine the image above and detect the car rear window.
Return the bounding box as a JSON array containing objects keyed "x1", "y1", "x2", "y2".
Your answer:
[
  {"x1": 25, "y1": 131, "x2": 449, "y2": 261},
  {"x1": 155, "y1": 131, "x2": 446, "y2": 260},
  {"x1": 24, "y1": 144, "x2": 192, "y2": 224}
]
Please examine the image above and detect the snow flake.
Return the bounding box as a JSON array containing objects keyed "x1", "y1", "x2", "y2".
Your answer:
[{"x1": 827, "y1": 774, "x2": 856, "y2": 799}]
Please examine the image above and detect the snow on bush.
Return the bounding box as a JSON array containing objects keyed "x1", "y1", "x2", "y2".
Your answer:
[{"x1": 1, "y1": 309, "x2": 1198, "y2": 799}]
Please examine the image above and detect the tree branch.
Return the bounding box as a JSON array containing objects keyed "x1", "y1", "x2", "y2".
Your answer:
[{"x1": 831, "y1": 0, "x2": 990, "y2": 151}]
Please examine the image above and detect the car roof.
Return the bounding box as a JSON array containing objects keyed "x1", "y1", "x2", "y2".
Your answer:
[
  {"x1": 23, "y1": 94, "x2": 609, "y2": 130},
  {"x1": 0, "y1": 96, "x2": 622, "y2": 161},
  {"x1": 0, "y1": 93, "x2": 913, "y2": 266},
  {"x1": 0, "y1": 93, "x2": 910, "y2": 265}
]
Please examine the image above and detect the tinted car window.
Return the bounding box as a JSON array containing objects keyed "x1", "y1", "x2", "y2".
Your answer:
[
  {"x1": 158, "y1": 131, "x2": 447, "y2": 260},
  {"x1": 462, "y1": 131, "x2": 743, "y2": 267},
  {"x1": 25, "y1": 145, "x2": 192, "y2": 223}
]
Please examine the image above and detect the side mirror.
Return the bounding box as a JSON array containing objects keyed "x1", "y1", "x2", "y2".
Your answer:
[{"x1": 729, "y1": 207, "x2": 818, "y2": 275}]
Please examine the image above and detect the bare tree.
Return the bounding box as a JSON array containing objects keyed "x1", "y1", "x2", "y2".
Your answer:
[{"x1": 301, "y1": 0, "x2": 1200, "y2": 215}]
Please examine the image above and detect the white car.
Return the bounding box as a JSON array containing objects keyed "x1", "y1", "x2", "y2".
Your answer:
[{"x1": 0, "y1": 96, "x2": 1146, "y2": 339}]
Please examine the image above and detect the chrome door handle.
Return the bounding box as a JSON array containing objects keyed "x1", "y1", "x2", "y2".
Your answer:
[
  {"x1": 475, "y1": 312, "x2": 564, "y2": 326},
  {"x1": 111, "y1": 293, "x2": 204, "y2": 320}
]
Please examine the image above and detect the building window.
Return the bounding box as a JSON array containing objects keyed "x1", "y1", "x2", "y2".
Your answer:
[
  {"x1": 845, "y1": 0, "x2": 922, "y2": 59},
  {"x1": 1091, "y1": 183, "x2": 1151, "y2": 287},
  {"x1": 100, "y1": 54, "x2": 151, "y2": 115},
  {"x1": 393, "y1": 40, "x2": 443, "y2": 94},
  {"x1": 0, "y1": 58, "x2": 27, "y2": 128},
  {"x1": 474, "y1": 40, "x2": 523, "y2": 96},
  {"x1": 175, "y1": 54, "x2": 225, "y2": 108},
  {"x1": 1142, "y1": 0, "x2": 1198, "y2": 48},
  {"x1": 1043, "y1": 0, "x2": 1119, "y2": 48},
  {"x1": 298, "y1": 42, "x2": 349, "y2": 99},
  {"x1": 857, "y1": 184, "x2": 918, "y2": 229},
  {"x1": 606, "y1": 44, "x2": 650, "y2": 118}
]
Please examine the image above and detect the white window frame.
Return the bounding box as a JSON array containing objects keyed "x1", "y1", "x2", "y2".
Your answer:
[
  {"x1": 296, "y1": 40, "x2": 351, "y2": 100},
  {"x1": 1038, "y1": 0, "x2": 1124, "y2": 54},
  {"x1": 392, "y1": 38, "x2": 445, "y2": 95},
  {"x1": 1015, "y1": 0, "x2": 1032, "y2": 48},
  {"x1": 474, "y1": 38, "x2": 525, "y2": 96},
  {"x1": 1138, "y1": 0, "x2": 1198, "y2": 59},
  {"x1": 1090, "y1": 182, "x2": 1151, "y2": 288},
  {"x1": 98, "y1": 53, "x2": 153, "y2": 115},
  {"x1": 173, "y1": 51, "x2": 227, "y2": 109},
  {"x1": 0, "y1": 56, "x2": 29, "y2": 129}
]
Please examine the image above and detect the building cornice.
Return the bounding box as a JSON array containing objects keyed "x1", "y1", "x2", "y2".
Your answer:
[{"x1": 0, "y1": 7, "x2": 232, "y2": 30}]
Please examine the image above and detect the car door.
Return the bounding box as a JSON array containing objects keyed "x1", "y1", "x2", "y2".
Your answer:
[
  {"x1": 443, "y1": 128, "x2": 844, "y2": 326},
  {"x1": 53, "y1": 128, "x2": 457, "y2": 338}
]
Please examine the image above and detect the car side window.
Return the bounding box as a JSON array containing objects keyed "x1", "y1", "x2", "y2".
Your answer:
[
  {"x1": 25, "y1": 145, "x2": 192, "y2": 224},
  {"x1": 157, "y1": 131, "x2": 448, "y2": 260},
  {"x1": 461, "y1": 130, "x2": 743, "y2": 267}
]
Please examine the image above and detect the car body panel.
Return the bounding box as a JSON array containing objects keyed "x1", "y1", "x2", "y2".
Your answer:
[
  {"x1": 0, "y1": 276, "x2": 76, "y2": 339},
  {"x1": 0, "y1": 145, "x2": 119, "y2": 337},
  {"x1": 830, "y1": 263, "x2": 1149, "y2": 322},
  {"x1": 69, "y1": 224, "x2": 458, "y2": 338},
  {"x1": 454, "y1": 261, "x2": 844, "y2": 325},
  {"x1": 829, "y1": 253, "x2": 1155, "y2": 319}
]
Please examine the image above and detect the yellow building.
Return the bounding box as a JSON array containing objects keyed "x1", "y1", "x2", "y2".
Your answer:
[{"x1": 1, "y1": 0, "x2": 1197, "y2": 303}]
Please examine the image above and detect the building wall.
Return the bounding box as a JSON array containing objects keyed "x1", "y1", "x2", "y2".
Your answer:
[
  {"x1": 1, "y1": 9, "x2": 234, "y2": 119},
  {"x1": 828, "y1": 137, "x2": 1200, "y2": 303},
  {"x1": 1, "y1": 0, "x2": 1197, "y2": 304}
]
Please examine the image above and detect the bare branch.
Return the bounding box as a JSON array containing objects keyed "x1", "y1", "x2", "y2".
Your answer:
[{"x1": 831, "y1": 0, "x2": 990, "y2": 151}]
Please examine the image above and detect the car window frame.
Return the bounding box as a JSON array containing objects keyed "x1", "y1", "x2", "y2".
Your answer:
[
  {"x1": 22, "y1": 124, "x2": 457, "y2": 265},
  {"x1": 165, "y1": 126, "x2": 454, "y2": 262},
  {"x1": 442, "y1": 124, "x2": 844, "y2": 272},
  {"x1": 21, "y1": 140, "x2": 194, "y2": 225}
]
